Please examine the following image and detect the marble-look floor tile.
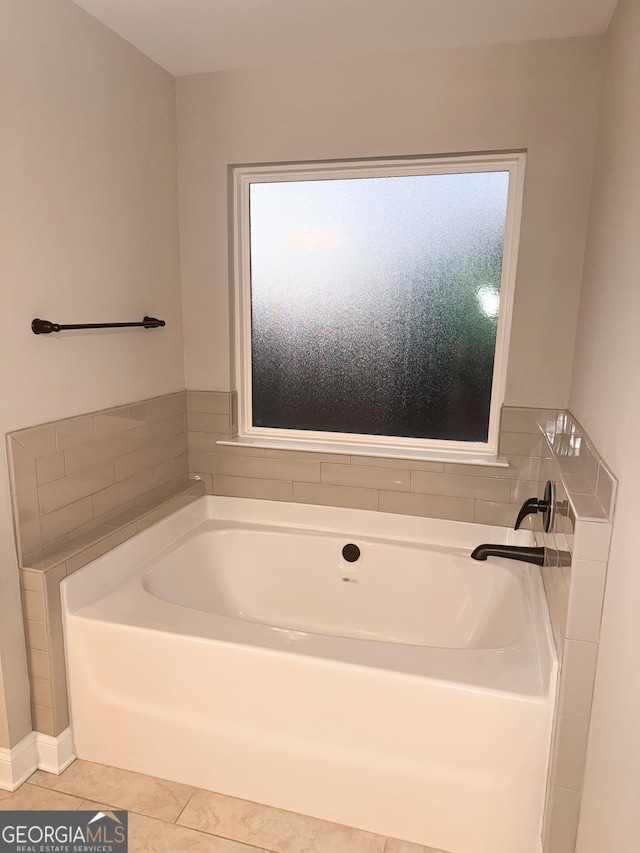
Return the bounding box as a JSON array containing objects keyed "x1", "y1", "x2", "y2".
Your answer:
[
  {"x1": 178, "y1": 789, "x2": 386, "y2": 853},
  {"x1": 129, "y1": 813, "x2": 271, "y2": 853},
  {"x1": 29, "y1": 759, "x2": 194, "y2": 822},
  {"x1": 385, "y1": 839, "x2": 451, "y2": 853},
  {"x1": 0, "y1": 782, "x2": 84, "y2": 810},
  {"x1": 78, "y1": 803, "x2": 269, "y2": 853}
]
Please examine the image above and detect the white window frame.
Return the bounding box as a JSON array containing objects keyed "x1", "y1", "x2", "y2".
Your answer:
[{"x1": 229, "y1": 152, "x2": 525, "y2": 464}]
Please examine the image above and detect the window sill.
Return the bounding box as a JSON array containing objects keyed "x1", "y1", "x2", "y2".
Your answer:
[{"x1": 216, "y1": 437, "x2": 510, "y2": 468}]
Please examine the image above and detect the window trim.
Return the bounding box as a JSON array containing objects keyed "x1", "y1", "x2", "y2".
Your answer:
[{"x1": 231, "y1": 152, "x2": 526, "y2": 461}]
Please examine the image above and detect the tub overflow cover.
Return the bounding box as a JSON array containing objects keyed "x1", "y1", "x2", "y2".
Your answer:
[{"x1": 342, "y1": 544, "x2": 361, "y2": 562}]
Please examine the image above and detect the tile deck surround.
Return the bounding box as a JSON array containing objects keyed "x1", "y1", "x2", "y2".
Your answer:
[
  {"x1": 6, "y1": 393, "x2": 618, "y2": 853},
  {"x1": 0, "y1": 760, "x2": 448, "y2": 853},
  {"x1": 6, "y1": 392, "x2": 205, "y2": 737}
]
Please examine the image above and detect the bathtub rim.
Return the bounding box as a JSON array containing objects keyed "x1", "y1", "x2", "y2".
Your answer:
[{"x1": 62, "y1": 495, "x2": 557, "y2": 699}]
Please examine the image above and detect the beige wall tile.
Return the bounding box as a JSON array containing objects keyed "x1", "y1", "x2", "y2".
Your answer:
[
  {"x1": 321, "y1": 462, "x2": 410, "y2": 491},
  {"x1": 155, "y1": 391, "x2": 188, "y2": 421},
  {"x1": 27, "y1": 648, "x2": 50, "y2": 681},
  {"x1": 578, "y1": 444, "x2": 599, "y2": 491},
  {"x1": 134, "y1": 413, "x2": 186, "y2": 449},
  {"x1": 22, "y1": 590, "x2": 46, "y2": 623},
  {"x1": 474, "y1": 500, "x2": 516, "y2": 527},
  {"x1": 100, "y1": 505, "x2": 145, "y2": 529},
  {"x1": 188, "y1": 432, "x2": 223, "y2": 454},
  {"x1": 504, "y1": 454, "x2": 542, "y2": 480},
  {"x1": 35, "y1": 451, "x2": 67, "y2": 486},
  {"x1": 153, "y1": 453, "x2": 189, "y2": 486},
  {"x1": 30, "y1": 677, "x2": 53, "y2": 709},
  {"x1": 266, "y1": 448, "x2": 349, "y2": 464},
  {"x1": 239, "y1": 456, "x2": 321, "y2": 483},
  {"x1": 189, "y1": 451, "x2": 240, "y2": 477},
  {"x1": 198, "y1": 473, "x2": 214, "y2": 493},
  {"x1": 68, "y1": 519, "x2": 123, "y2": 546},
  {"x1": 13, "y1": 489, "x2": 42, "y2": 556},
  {"x1": 38, "y1": 461, "x2": 115, "y2": 515},
  {"x1": 43, "y1": 563, "x2": 67, "y2": 633},
  {"x1": 560, "y1": 472, "x2": 592, "y2": 496},
  {"x1": 94, "y1": 405, "x2": 131, "y2": 436},
  {"x1": 498, "y1": 431, "x2": 543, "y2": 456},
  {"x1": 40, "y1": 496, "x2": 93, "y2": 545},
  {"x1": 138, "y1": 473, "x2": 189, "y2": 502},
  {"x1": 350, "y1": 456, "x2": 445, "y2": 472},
  {"x1": 52, "y1": 689, "x2": 69, "y2": 734},
  {"x1": 566, "y1": 560, "x2": 607, "y2": 642},
  {"x1": 558, "y1": 640, "x2": 598, "y2": 719},
  {"x1": 214, "y1": 475, "x2": 293, "y2": 502},
  {"x1": 543, "y1": 786, "x2": 581, "y2": 853},
  {"x1": 595, "y1": 463, "x2": 615, "y2": 518},
  {"x1": 11, "y1": 424, "x2": 57, "y2": 457},
  {"x1": 128, "y1": 400, "x2": 159, "y2": 427},
  {"x1": 188, "y1": 390, "x2": 231, "y2": 414},
  {"x1": 47, "y1": 630, "x2": 67, "y2": 690},
  {"x1": 55, "y1": 415, "x2": 96, "y2": 450},
  {"x1": 65, "y1": 432, "x2": 135, "y2": 474},
  {"x1": 20, "y1": 569, "x2": 43, "y2": 592},
  {"x1": 188, "y1": 411, "x2": 231, "y2": 434},
  {"x1": 7, "y1": 437, "x2": 38, "y2": 493},
  {"x1": 24, "y1": 620, "x2": 47, "y2": 652},
  {"x1": 551, "y1": 715, "x2": 590, "y2": 792},
  {"x1": 31, "y1": 705, "x2": 55, "y2": 737},
  {"x1": 136, "y1": 496, "x2": 190, "y2": 531},
  {"x1": 411, "y1": 471, "x2": 511, "y2": 502},
  {"x1": 509, "y1": 479, "x2": 539, "y2": 504},
  {"x1": 570, "y1": 494, "x2": 607, "y2": 521},
  {"x1": 92, "y1": 470, "x2": 155, "y2": 518},
  {"x1": 293, "y1": 481, "x2": 378, "y2": 511},
  {"x1": 501, "y1": 408, "x2": 546, "y2": 433},
  {"x1": 443, "y1": 461, "x2": 510, "y2": 478},
  {"x1": 196, "y1": 436, "x2": 266, "y2": 457},
  {"x1": 572, "y1": 519, "x2": 611, "y2": 561},
  {"x1": 115, "y1": 435, "x2": 186, "y2": 482},
  {"x1": 379, "y1": 491, "x2": 474, "y2": 522}
]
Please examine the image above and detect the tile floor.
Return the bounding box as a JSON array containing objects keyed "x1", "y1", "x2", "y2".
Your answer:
[{"x1": 0, "y1": 759, "x2": 448, "y2": 853}]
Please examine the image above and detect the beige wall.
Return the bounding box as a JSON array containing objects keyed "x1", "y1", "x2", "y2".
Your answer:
[
  {"x1": 177, "y1": 36, "x2": 604, "y2": 406},
  {"x1": 570, "y1": 0, "x2": 640, "y2": 849},
  {"x1": 0, "y1": 0, "x2": 184, "y2": 748}
]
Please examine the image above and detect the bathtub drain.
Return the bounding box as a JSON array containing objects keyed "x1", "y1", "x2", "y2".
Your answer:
[{"x1": 342, "y1": 543, "x2": 361, "y2": 562}]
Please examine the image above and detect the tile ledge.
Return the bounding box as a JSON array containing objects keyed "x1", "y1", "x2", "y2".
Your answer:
[{"x1": 21, "y1": 480, "x2": 205, "y2": 573}]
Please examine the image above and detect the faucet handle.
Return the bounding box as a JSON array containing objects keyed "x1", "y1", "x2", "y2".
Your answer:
[
  {"x1": 514, "y1": 481, "x2": 556, "y2": 532},
  {"x1": 514, "y1": 497, "x2": 544, "y2": 530}
]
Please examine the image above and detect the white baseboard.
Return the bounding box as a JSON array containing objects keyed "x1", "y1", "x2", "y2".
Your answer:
[
  {"x1": 0, "y1": 728, "x2": 75, "y2": 791},
  {"x1": 36, "y1": 728, "x2": 76, "y2": 775},
  {"x1": 0, "y1": 733, "x2": 37, "y2": 791}
]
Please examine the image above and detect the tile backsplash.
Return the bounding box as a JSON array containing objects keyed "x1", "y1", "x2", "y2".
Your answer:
[
  {"x1": 531, "y1": 410, "x2": 615, "y2": 853},
  {"x1": 6, "y1": 391, "x2": 617, "y2": 853},
  {"x1": 6, "y1": 392, "x2": 204, "y2": 736},
  {"x1": 7, "y1": 392, "x2": 195, "y2": 566},
  {"x1": 188, "y1": 391, "x2": 546, "y2": 528}
]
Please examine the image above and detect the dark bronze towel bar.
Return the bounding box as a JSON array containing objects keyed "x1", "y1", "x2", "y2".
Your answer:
[{"x1": 31, "y1": 316, "x2": 166, "y2": 335}]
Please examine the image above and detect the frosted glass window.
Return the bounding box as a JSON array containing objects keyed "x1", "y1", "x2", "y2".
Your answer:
[{"x1": 248, "y1": 170, "x2": 510, "y2": 443}]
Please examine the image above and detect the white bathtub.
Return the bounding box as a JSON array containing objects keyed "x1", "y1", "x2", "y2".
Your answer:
[{"x1": 62, "y1": 495, "x2": 557, "y2": 853}]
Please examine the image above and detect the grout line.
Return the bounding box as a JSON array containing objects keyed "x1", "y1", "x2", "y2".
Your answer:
[{"x1": 173, "y1": 788, "x2": 196, "y2": 825}]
